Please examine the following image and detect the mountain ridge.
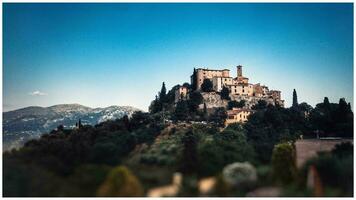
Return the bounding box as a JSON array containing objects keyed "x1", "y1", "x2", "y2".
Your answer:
[{"x1": 3, "y1": 104, "x2": 142, "y2": 151}]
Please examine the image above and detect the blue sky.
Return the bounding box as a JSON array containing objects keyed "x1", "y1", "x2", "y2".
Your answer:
[{"x1": 3, "y1": 3, "x2": 353, "y2": 111}]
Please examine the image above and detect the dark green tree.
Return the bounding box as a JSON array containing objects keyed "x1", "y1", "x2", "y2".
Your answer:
[
  {"x1": 209, "y1": 107, "x2": 227, "y2": 127},
  {"x1": 201, "y1": 79, "x2": 213, "y2": 92},
  {"x1": 159, "y1": 82, "x2": 167, "y2": 102},
  {"x1": 182, "y1": 82, "x2": 191, "y2": 89},
  {"x1": 220, "y1": 86, "x2": 230, "y2": 100},
  {"x1": 228, "y1": 100, "x2": 245, "y2": 109},
  {"x1": 292, "y1": 89, "x2": 298, "y2": 107},
  {"x1": 251, "y1": 100, "x2": 267, "y2": 110},
  {"x1": 180, "y1": 130, "x2": 198, "y2": 174},
  {"x1": 174, "y1": 100, "x2": 189, "y2": 121},
  {"x1": 324, "y1": 97, "x2": 330, "y2": 106},
  {"x1": 203, "y1": 103, "x2": 208, "y2": 121},
  {"x1": 191, "y1": 68, "x2": 197, "y2": 91},
  {"x1": 271, "y1": 143, "x2": 297, "y2": 184}
]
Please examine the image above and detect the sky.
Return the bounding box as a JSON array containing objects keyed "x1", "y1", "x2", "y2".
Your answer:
[{"x1": 3, "y1": 3, "x2": 354, "y2": 112}]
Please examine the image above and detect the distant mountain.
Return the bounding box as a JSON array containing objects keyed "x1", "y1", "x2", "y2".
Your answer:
[{"x1": 3, "y1": 104, "x2": 141, "y2": 151}]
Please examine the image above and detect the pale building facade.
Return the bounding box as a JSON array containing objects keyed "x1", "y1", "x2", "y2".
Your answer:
[
  {"x1": 225, "y1": 108, "x2": 252, "y2": 126},
  {"x1": 174, "y1": 86, "x2": 188, "y2": 103},
  {"x1": 191, "y1": 65, "x2": 283, "y2": 105}
]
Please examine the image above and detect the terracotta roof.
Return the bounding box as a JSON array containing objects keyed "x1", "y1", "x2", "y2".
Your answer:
[{"x1": 227, "y1": 108, "x2": 252, "y2": 115}]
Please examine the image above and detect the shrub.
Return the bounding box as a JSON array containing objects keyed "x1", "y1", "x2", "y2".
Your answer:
[
  {"x1": 222, "y1": 162, "x2": 257, "y2": 187},
  {"x1": 228, "y1": 100, "x2": 245, "y2": 109},
  {"x1": 220, "y1": 86, "x2": 230, "y2": 100},
  {"x1": 201, "y1": 79, "x2": 213, "y2": 92},
  {"x1": 96, "y1": 166, "x2": 144, "y2": 197},
  {"x1": 271, "y1": 143, "x2": 297, "y2": 185}
]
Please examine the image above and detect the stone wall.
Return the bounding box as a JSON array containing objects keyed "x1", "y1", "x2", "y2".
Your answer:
[{"x1": 199, "y1": 92, "x2": 284, "y2": 110}]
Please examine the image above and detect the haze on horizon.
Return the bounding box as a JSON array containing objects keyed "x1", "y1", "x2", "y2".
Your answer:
[{"x1": 3, "y1": 3, "x2": 353, "y2": 112}]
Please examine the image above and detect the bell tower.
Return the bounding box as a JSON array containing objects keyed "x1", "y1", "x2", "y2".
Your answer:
[{"x1": 237, "y1": 65, "x2": 243, "y2": 77}]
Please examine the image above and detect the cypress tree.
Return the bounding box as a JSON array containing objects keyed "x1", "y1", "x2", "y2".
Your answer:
[
  {"x1": 192, "y1": 68, "x2": 197, "y2": 91},
  {"x1": 323, "y1": 97, "x2": 330, "y2": 105},
  {"x1": 292, "y1": 89, "x2": 298, "y2": 107},
  {"x1": 203, "y1": 103, "x2": 208, "y2": 121},
  {"x1": 159, "y1": 82, "x2": 167, "y2": 101}
]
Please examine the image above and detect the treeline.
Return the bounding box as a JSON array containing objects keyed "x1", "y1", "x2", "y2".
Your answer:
[{"x1": 4, "y1": 111, "x2": 164, "y2": 196}]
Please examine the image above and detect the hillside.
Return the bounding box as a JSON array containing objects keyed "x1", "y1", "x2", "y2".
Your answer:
[{"x1": 3, "y1": 104, "x2": 141, "y2": 151}]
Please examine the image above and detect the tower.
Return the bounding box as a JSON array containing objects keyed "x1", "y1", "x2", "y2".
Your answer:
[{"x1": 237, "y1": 65, "x2": 243, "y2": 77}]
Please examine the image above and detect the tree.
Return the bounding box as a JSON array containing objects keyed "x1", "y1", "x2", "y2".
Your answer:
[
  {"x1": 292, "y1": 89, "x2": 298, "y2": 107},
  {"x1": 188, "y1": 91, "x2": 203, "y2": 113},
  {"x1": 201, "y1": 79, "x2": 213, "y2": 92},
  {"x1": 271, "y1": 143, "x2": 297, "y2": 185},
  {"x1": 251, "y1": 100, "x2": 267, "y2": 110},
  {"x1": 174, "y1": 100, "x2": 189, "y2": 121},
  {"x1": 78, "y1": 119, "x2": 83, "y2": 128},
  {"x1": 191, "y1": 68, "x2": 197, "y2": 91},
  {"x1": 159, "y1": 82, "x2": 167, "y2": 102},
  {"x1": 209, "y1": 107, "x2": 227, "y2": 127},
  {"x1": 57, "y1": 125, "x2": 64, "y2": 131},
  {"x1": 203, "y1": 103, "x2": 208, "y2": 121},
  {"x1": 182, "y1": 82, "x2": 191, "y2": 89},
  {"x1": 197, "y1": 129, "x2": 255, "y2": 177},
  {"x1": 324, "y1": 97, "x2": 330, "y2": 106},
  {"x1": 179, "y1": 131, "x2": 198, "y2": 174},
  {"x1": 148, "y1": 95, "x2": 162, "y2": 114},
  {"x1": 220, "y1": 86, "x2": 230, "y2": 100},
  {"x1": 228, "y1": 100, "x2": 245, "y2": 110}
]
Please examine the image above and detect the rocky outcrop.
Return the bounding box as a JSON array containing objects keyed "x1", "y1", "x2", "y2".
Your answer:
[
  {"x1": 199, "y1": 92, "x2": 283, "y2": 110},
  {"x1": 199, "y1": 92, "x2": 228, "y2": 109}
]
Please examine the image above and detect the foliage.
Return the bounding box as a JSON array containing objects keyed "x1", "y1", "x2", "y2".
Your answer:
[
  {"x1": 197, "y1": 129, "x2": 255, "y2": 177},
  {"x1": 309, "y1": 97, "x2": 353, "y2": 137},
  {"x1": 96, "y1": 166, "x2": 144, "y2": 197},
  {"x1": 220, "y1": 86, "x2": 230, "y2": 100},
  {"x1": 209, "y1": 107, "x2": 227, "y2": 127},
  {"x1": 159, "y1": 82, "x2": 167, "y2": 102},
  {"x1": 300, "y1": 143, "x2": 353, "y2": 197},
  {"x1": 187, "y1": 91, "x2": 203, "y2": 113},
  {"x1": 201, "y1": 79, "x2": 213, "y2": 92},
  {"x1": 251, "y1": 100, "x2": 267, "y2": 110},
  {"x1": 191, "y1": 68, "x2": 197, "y2": 91},
  {"x1": 228, "y1": 100, "x2": 245, "y2": 109},
  {"x1": 244, "y1": 105, "x2": 305, "y2": 163},
  {"x1": 173, "y1": 100, "x2": 189, "y2": 121},
  {"x1": 179, "y1": 130, "x2": 198, "y2": 174},
  {"x1": 293, "y1": 89, "x2": 298, "y2": 107},
  {"x1": 271, "y1": 143, "x2": 297, "y2": 185},
  {"x1": 222, "y1": 162, "x2": 257, "y2": 187},
  {"x1": 3, "y1": 111, "x2": 163, "y2": 197}
]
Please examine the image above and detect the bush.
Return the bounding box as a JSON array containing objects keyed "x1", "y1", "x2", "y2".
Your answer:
[
  {"x1": 228, "y1": 100, "x2": 245, "y2": 109},
  {"x1": 222, "y1": 162, "x2": 257, "y2": 187},
  {"x1": 201, "y1": 79, "x2": 213, "y2": 92},
  {"x1": 96, "y1": 166, "x2": 144, "y2": 197},
  {"x1": 220, "y1": 86, "x2": 230, "y2": 100},
  {"x1": 271, "y1": 143, "x2": 297, "y2": 185},
  {"x1": 197, "y1": 129, "x2": 255, "y2": 177}
]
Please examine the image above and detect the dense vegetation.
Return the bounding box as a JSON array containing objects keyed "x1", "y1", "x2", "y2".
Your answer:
[{"x1": 3, "y1": 84, "x2": 353, "y2": 197}]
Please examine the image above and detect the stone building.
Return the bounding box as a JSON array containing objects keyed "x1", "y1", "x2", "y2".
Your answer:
[
  {"x1": 191, "y1": 65, "x2": 284, "y2": 107},
  {"x1": 174, "y1": 86, "x2": 188, "y2": 103},
  {"x1": 225, "y1": 108, "x2": 253, "y2": 126}
]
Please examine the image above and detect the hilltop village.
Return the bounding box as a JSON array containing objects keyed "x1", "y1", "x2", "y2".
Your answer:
[{"x1": 168, "y1": 65, "x2": 284, "y2": 125}]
